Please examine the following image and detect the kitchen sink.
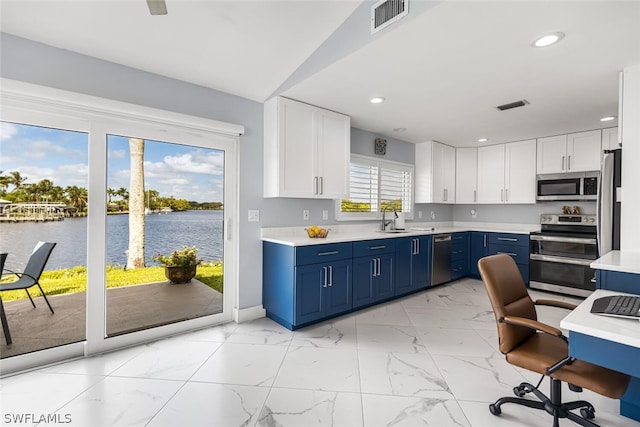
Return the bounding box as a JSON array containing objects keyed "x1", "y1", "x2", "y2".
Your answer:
[{"x1": 377, "y1": 229, "x2": 409, "y2": 234}]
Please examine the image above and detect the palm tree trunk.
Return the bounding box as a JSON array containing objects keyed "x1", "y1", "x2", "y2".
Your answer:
[{"x1": 127, "y1": 138, "x2": 146, "y2": 269}]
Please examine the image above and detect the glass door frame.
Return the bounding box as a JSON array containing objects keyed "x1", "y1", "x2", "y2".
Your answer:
[{"x1": 1, "y1": 79, "x2": 241, "y2": 373}]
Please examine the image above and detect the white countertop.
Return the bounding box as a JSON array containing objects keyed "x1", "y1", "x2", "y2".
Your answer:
[
  {"x1": 591, "y1": 250, "x2": 640, "y2": 275},
  {"x1": 561, "y1": 289, "x2": 640, "y2": 348},
  {"x1": 261, "y1": 221, "x2": 539, "y2": 246}
]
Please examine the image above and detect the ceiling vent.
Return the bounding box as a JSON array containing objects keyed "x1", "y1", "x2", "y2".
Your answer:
[
  {"x1": 371, "y1": 0, "x2": 409, "y2": 35},
  {"x1": 496, "y1": 99, "x2": 530, "y2": 111}
]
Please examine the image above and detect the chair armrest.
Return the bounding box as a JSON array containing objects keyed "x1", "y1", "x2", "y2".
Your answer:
[
  {"x1": 534, "y1": 299, "x2": 577, "y2": 310},
  {"x1": 500, "y1": 315, "x2": 565, "y2": 339}
]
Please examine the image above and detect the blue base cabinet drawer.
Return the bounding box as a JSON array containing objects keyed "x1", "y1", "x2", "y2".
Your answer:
[
  {"x1": 487, "y1": 233, "x2": 530, "y2": 284},
  {"x1": 451, "y1": 232, "x2": 470, "y2": 280},
  {"x1": 295, "y1": 242, "x2": 352, "y2": 265},
  {"x1": 488, "y1": 233, "x2": 529, "y2": 247}
]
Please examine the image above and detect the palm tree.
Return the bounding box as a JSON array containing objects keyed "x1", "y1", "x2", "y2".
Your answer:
[
  {"x1": 107, "y1": 187, "x2": 116, "y2": 204},
  {"x1": 127, "y1": 138, "x2": 146, "y2": 269},
  {"x1": 0, "y1": 171, "x2": 10, "y2": 196},
  {"x1": 116, "y1": 187, "x2": 129, "y2": 201},
  {"x1": 8, "y1": 171, "x2": 27, "y2": 190},
  {"x1": 65, "y1": 185, "x2": 88, "y2": 210}
]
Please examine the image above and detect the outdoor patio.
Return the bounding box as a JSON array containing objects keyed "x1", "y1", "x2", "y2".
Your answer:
[{"x1": 0, "y1": 279, "x2": 223, "y2": 358}]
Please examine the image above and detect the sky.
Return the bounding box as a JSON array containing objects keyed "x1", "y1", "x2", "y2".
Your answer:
[{"x1": 0, "y1": 121, "x2": 225, "y2": 203}]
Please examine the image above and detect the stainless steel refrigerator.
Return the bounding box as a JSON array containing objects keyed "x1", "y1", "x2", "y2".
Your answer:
[{"x1": 597, "y1": 149, "x2": 622, "y2": 256}]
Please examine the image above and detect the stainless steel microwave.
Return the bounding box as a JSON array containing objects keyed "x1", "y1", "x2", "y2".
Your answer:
[{"x1": 536, "y1": 172, "x2": 599, "y2": 201}]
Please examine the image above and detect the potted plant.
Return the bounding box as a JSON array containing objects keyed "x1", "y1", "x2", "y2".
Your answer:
[{"x1": 152, "y1": 246, "x2": 202, "y2": 284}]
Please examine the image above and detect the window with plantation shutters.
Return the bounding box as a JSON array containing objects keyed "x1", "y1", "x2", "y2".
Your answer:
[{"x1": 337, "y1": 154, "x2": 413, "y2": 220}]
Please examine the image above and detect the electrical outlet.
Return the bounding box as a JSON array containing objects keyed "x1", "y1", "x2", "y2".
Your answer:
[
  {"x1": 430, "y1": 211, "x2": 436, "y2": 220},
  {"x1": 303, "y1": 210, "x2": 310, "y2": 221},
  {"x1": 248, "y1": 209, "x2": 260, "y2": 222},
  {"x1": 322, "y1": 210, "x2": 328, "y2": 220},
  {"x1": 471, "y1": 209, "x2": 477, "y2": 218}
]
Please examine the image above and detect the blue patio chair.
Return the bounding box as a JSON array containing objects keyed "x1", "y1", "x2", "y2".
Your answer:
[{"x1": 0, "y1": 242, "x2": 57, "y2": 314}]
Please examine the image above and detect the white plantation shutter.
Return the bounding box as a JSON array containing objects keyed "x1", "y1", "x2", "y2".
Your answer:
[
  {"x1": 338, "y1": 154, "x2": 413, "y2": 219},
  {"x1": 380, "y1": 164, "x2": 412, "y2": 212}
]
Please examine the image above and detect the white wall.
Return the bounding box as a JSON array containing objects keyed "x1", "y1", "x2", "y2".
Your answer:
[{"x1": 620, "y1": 64, "x2": 640, "y2": 251}]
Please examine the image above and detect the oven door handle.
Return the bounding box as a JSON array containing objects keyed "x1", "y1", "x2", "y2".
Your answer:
[
  {"x1": 530, "y1": 235, "x2": 597, "y2": 245},
  {"x1": 529, "y1": 254, "x2": 593, "y2": 266}
]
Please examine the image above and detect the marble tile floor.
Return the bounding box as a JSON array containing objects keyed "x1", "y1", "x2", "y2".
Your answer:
[{"x1": 2, "y1": 278, "x2": 639, "y2": 427}]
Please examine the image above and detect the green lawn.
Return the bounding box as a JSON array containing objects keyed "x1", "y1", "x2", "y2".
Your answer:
[{"x1": 0, "y1": 262, "x2": 223, "y2": 302}]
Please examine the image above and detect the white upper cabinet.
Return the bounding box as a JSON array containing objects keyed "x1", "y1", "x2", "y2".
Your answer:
[
  {"x1": 537, "y1": 130, "x2": 601, "y2": 174},
  {"x1": 477, "y1": 144, "x2": 505, "y2": 203},
  {"x1": 477, "y1": 139, "x2": 536, "y2": 204},
  {"x1": 415, "y1": 140, "x2": 456, "y2": 204},
  {"x1": 455, "y1": 147, "x2": 478, "y2": 203},
  {"x1": 264, "y1": 97, "x2": 350, "y2": 198},
  {"x1": 504, "y1": 139, "x2": 537, "y2": 203},
  {"x1": 601, "y1": 127, "x2": 620, "y2": 151}
]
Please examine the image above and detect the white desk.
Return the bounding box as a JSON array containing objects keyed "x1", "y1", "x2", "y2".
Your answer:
[{"x1": 561, "y1": 290, "x2": 640, "y2": 421}]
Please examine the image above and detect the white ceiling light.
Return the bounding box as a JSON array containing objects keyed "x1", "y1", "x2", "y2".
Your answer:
[
  {"x1": 532, "y1": 32, "x2": 565, "y2": 48},
  {"x1": 370, "y1": 97, "x2": 386, "y2": 104},
  {"x1": 600, "y1": 116, "x2": 616, "y2": 122},
  {"x1": 477, "y1": 138, "x2": 488, "y2": 143}
]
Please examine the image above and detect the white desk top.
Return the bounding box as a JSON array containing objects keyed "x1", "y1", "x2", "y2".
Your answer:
[
  {"x1": 590, "y1": 250, "x2": 640, "y2": 275},
  {"x1": 561, "y1": 289, "x2": 640, "y2": 348}
]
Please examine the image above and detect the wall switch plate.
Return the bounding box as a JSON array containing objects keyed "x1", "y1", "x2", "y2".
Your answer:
[
  {"x1": 303, "y1": 210, "x2": 310, "y2": 221},
  {"x1": 322, "y1": 210, "x2": 328, "y2": 220},
  {"x1": 430, "y1": 211, "x2": 436, "y2": 220},
  {"x1": 248, "y1": 209, "x2": 260, "y2": 222}
]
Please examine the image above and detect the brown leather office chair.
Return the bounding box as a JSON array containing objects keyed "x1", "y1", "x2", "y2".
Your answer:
[{"x1": 478, "y1": 254, "x2": 630, "y2": 427}]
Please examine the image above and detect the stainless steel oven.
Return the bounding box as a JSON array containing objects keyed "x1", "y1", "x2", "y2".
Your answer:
[{"x1": 529, "y1": 214, "x2": 597, "y2": 297}]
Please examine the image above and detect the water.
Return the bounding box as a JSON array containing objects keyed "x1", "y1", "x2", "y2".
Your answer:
[{"x1": 0, "y1": 210, "x2": 224, "y2": 270}]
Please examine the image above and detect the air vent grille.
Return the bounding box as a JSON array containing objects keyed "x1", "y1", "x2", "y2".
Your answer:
[
  {"x1": 496, "y1": 100, "x2": 530, "y2": 111},
  {"x1": 371, "y1": 0, "x2": 409, "y2": 35}
]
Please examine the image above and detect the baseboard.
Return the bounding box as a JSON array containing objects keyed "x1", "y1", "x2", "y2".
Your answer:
[{"x1": 234, "y1": 305, "x2": 266, "y2": 323}]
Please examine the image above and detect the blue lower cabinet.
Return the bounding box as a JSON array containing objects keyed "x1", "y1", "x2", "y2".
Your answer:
[
  {"x1": 487, "y1": 233, "x2": 530, "y2": 285},
  {"x1": 295, "y1": 259, "x2": 352, "y2": 325},
  {"x1": 395, "y1": 236, "x2": 431, "y2": 296},
  {"x1": 353, "y1": 239, "x2": 396, "y2": 309},
  {"x1": 596, "y1": 270, "x2": 640, "y2": 294},
  {"x1": 451, "y1": 232, "x2": 469, "y2": 280},
  {"x1": 263, "y1": 241, "x2": 353, "y2": 330},
  {"x1": 469, "y1": 232, "x2": 489, "y2": 277}
]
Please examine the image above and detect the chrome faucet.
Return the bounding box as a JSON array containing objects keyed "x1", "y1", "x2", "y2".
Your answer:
[{"x1": 381, "y1": 205, "x2": 398, "y2": 231}]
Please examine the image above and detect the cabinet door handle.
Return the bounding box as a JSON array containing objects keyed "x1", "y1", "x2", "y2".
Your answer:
[
  {"x1": 377, "y1": 258, "x2": 381, "y2": 276},
  {"x1": 318, "y1": 251, "x2": 339, "y2": 256},
  {"x1": 328, "y1": 265, "x2": 333, "y2": 286},
  {"x1": 320, "y1": 177, "x2": 324, "y2": 195},
  {"x1": 322, "y1": 266, "x2": 328, "y2": 287},
  {"x1": 369, "y1": 245, "x2": 386, "y2": 250},
  {"x1": 562, "y1": 156, "x2": 565, "y2": 171},
  {"x1": 473, "y1": 189, "x2": 477, "y2": 203},
  {"x1": 568, "y1": 155, "x2": 571, "y2": 170},
  {"x1": 483, "y1": 234, "x2": 487, "y2": 247},
  {"x1": 314, "y1": 176, "x2": 318, "y2": 195},
  {"x1": 501, "y1": 189, "x2": 504, "y2": 202},
  {"x1": 505, "y1": 189, "x2": 508, "y2": 202},
  {"x1": 415, "y1": 239, "x2": 420, "y2": 255},
  {"x1": 497, "y1": 237, "x2": 518, "y2": 242},
  {"x1": 371, "y1": 259, "x2": 377, "y2": 277}
]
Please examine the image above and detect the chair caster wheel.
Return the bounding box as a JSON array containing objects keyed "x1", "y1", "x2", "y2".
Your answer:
[
  {"x1": 580, "y1": 407, "x2": 595, "y2": 419},
  {"x1": 513, "y1": 386, "x2": 526, "y2": 397},
  {"x1": 489, "y1": 404, "x2": 501, "y2": 416}
]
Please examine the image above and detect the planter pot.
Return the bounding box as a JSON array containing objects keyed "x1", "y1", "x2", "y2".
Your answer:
[{"x1": 164, "y1": 266, "x2": 197, "y2": 284}]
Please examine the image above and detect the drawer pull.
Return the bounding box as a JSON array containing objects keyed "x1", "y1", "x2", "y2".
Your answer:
[
  {"x1": 369, "y1": 245, "x2": 386, "y2": 250},
  {"x1": 317, "y1": 251, "x2": 339, "y2": 256},
  {"x1": 497, "y1": 251, "x2": 518, "y2": 257},
  {"x1": 497, "y1": 237, "x2": 518, "y2": 242}
]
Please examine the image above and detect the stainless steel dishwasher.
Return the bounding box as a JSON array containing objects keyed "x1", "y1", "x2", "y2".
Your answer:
[{"x1": 432, "y1": 234, "x2": 452, "y2": 285}]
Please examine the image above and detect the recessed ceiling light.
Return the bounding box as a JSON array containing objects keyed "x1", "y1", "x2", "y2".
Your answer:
[
  {"x1": 393, "y1": 127, "x2": 406, "y2": 132},
  {"x1": 477, "y1": 138, "x2": 488, "y2": 143},
  {"x1": 370, "y1": 97, "x2": 385, "y2": 104},
  {"x1": 532, "y1": 32, "x2": 565, "y2": 48},
  {"x1": 600, "y1": 116, "x2": 616, "y2": 122}
]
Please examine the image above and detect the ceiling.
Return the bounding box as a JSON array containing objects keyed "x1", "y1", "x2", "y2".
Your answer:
[{"x1": 1, "y1": 1, "x2": 639, "y2": 147}]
